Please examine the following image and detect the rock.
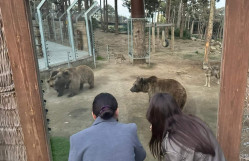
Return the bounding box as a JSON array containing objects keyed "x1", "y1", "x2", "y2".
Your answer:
[
  {"x1": 211, "y1": 39, "x2": 215, "y2": 43},
  {"x1": 191, "y1": 37, "x2": 197, "y2": 41},
  {"x1": 210, "y1": 46, "x2": 216, "y2": 52},
  {"x1": 215, "y1": 45, "x2": 220, "y2": 50}
]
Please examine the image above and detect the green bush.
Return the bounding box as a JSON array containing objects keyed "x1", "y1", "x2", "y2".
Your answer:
[{"x1": 169, "y1": 28, "x2": 190, "y2": 39}]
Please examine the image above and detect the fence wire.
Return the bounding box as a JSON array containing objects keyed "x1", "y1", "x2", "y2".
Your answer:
[
  {"x1": 0, "y1": 11, "x2": 27, "y2": 161},
  {"x1": 240, "y1": 71, "x2": 249, "y2": 161}
]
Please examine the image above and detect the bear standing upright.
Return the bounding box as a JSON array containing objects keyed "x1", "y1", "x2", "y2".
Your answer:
[{"x1": 54, "y1": 65, "x2": 94, "y2": 97}]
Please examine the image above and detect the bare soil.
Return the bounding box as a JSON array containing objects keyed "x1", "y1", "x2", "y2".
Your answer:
[{"x1": 43, "y1": 29, "x2": 221, "y2": 161}]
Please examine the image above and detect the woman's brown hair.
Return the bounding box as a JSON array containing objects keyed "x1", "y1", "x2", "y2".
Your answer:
[{"x1": 146, "y1": 93, "x2": 215, "y2": 160}]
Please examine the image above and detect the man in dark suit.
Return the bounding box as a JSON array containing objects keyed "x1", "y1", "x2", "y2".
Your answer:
[{"x1": 68, "y1": 93, "x2": 146, "y2": 161}]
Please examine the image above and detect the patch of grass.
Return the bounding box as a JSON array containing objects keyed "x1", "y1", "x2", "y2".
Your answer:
[
  {"x1": 96, "y1": 56, "x2": 105, "y2": 61},
  {"x1": 195, "y1": 51, "x2": 199, "y2": 54},
  {"x1": 50, "y1": 136, "x2": 70, "y2": 161}
]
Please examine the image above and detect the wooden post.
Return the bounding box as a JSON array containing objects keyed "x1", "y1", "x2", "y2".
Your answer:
[
  {"x1": 171, "y1": 26, "x2": 174, "y2": 52},
  {"x1": 0, "y1": 0, "x2": 51, "y2": 161},
  {"x1": 217, "y1": 0, "x2": 249, "y2": 161},
  {"x1": 152, "y1": 25, "x2": 155, "y2": 53},
  {"x1": 157, "y1": 27, "x2": 160, "y2": 40},
  {"x1": 162, "y1": 30, "x2": 165, "y2": 42}
]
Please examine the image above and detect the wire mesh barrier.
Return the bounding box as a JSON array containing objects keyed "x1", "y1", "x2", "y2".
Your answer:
[
  {"x1": 127, "y1": 18, "x2": 152, "y2": 65},
  {"x1": 33, "y1": 0, "x2": 99, "y2": 70},
  {"x1": 240, "y1": 72, "x2": 249, "y2": 161},
  {"x1": 0, "y1": 12, "x2": 27, "y2": 161}
]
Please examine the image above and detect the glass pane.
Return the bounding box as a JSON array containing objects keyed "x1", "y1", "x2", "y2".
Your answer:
[{"x1": 28, "y1": 0, "x2": 226, "y2": 160}]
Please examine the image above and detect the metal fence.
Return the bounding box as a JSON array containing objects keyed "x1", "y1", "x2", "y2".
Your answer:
[
  {"x1": 240, "y1": 72, "x2": 249, "y2": 160},
  {"x1": 35, "y1": 0, "x2": 99, "y2": 70}
]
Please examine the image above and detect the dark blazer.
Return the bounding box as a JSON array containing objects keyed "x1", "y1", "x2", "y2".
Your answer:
[{"x1": 68, "y1": 117, "x2": 146, "y2": 161}]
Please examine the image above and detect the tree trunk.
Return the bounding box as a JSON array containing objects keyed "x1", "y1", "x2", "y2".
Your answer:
[
  {"x1": 103, "y1": 0, "x2": 105, "y2": 31},
  {"x1": 172, "y1": 6, "x2": 176, "y2": 25},
  {"x1": 84, "y1": 0, "x2": 89, "y2": 10},
  {"x1": 100, "y1": 0, "x2": 103, "y2": 29},
  {"x1": 190, "y1": 20, "x2": 194, "y2": 35},
  {"x1": 187, "y1": 15, "x2": 190, "y2": 30},
  {"x1": 63, "y1": 0, "x2": 68, "y2": 40},
  {"x1": 176, "y1": 0, "x2": 182, "y2": 28},
  {"x1": 131, "y1": 0, "x2": 146, "y2": 64},
  {"x1": 114, "y1": 0, "x2": 118, "y2": 34},
  {"x1": 47, "y1": 16, "x2": 54, "y2": 40},
  {"x1": 105, "y1": 0, "x2": 108, "y2": 32},
  {"x1": 165, "y1": 0, "x2": 171, "y2": 38},
  {"x1": 133, "y1": 21, "x2": 146, "y2": 64},
  {"x1": 203, "y1": 0, "x2": 215, "y2": 67},
  {"x1": 90, "y1": 0, "x2": 93, "y2": 5},
  {"x1": 180, "y1": 0, "x2": 187, "y2": 38},
  {"x1": 78, "y1": 0, "x2": 82, "y2": 12}
]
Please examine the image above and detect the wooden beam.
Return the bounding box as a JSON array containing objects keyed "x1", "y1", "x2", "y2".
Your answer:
[
  {"x1": 217, "y1": 0, "x2": 249, "y2": 161},
  {"x1": 152, "y1": 26, "x2": 155, "y2": 53},
  {"x1": 171, "y1": 26, "x2": 174, "y2": 52},
  {"x1": 0, "y1": 0, "x2": 51, "y2": 161},
  {"x1": 156, "y1": 23, "x2": 173, "y2": 27}
]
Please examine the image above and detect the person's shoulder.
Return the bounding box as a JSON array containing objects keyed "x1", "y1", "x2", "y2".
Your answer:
[
  {"x1": 117, "y1": 122, "x2": 138, "y2": 133},
  {"x1": 70, "y1": 126, "x2": 95, "y2": 140}
]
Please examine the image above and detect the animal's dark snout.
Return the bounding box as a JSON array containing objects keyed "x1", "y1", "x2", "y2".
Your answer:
[{"x1": 130, "y1": 86, "x2": 137, "y2": 92}]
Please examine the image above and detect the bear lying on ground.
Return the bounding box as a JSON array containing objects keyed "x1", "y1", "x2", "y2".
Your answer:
[
  {"x1": 54, "y1": 65, "x2": 94, "y2": 97},
  {"x1": 130, "y1": 76, "x2": 187, "y2": 110}
]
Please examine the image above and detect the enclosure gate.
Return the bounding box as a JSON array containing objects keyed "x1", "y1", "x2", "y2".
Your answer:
[{"x1": 127, "y1": 18, "x2": 152, "y2": 65}]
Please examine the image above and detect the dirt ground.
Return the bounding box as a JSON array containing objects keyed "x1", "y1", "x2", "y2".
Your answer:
[{"x1": 42, "y1": 29, "x2": 221, "y2": 161}]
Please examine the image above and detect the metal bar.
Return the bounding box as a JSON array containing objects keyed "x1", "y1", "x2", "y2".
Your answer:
[
  {"x1": 51, "y1": 10, "x2": 56, "y2": 41},
  {"x1": 37, "y1": 0, "x2": 49, "y2": 69},
  {"x1": 89, "y1": 4, "x2": 100, "y2": 68},
  {"x1": 107, "y1": 45, "x2": 110, "y2": 61},
  {"x1": 131, "y1": 19, "x2": 133, "y2": 64},
  {"x1": 156, "y1": 23, "x2": 173, "y2": 27},
  {"x1": 127, "y1": 20, "x2": 129, "y2": 58},
  {"x1": 67, "y1": 52, "x2": 70, "y2": 68},
  {"x1": 59, "y1": 11, "x2": 67, "y2": 43},
  {"x1": 148, "y1": 21, "x2": 151, "y2": 65},
  {"x1": 45, "y1": 13, "x2": 51, "y2": 39},
  {"x1": 67, "y1": 0, "x2": 78, "y2": 60},
  {"x1": 84, "y1": 2, "x2": 98, "y2": 56},
  {"x1": 76, "y1": 9, "x2": 85, "y2": 23}
]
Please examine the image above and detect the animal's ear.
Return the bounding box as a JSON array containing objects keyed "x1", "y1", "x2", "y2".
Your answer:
[
  {"x1": 51, "y1": 70, "x2": 59, "y2": 77},
  {"x1": 63, "y1": 70, "x2": 70, "y2": 76},
  {"x1": 137, "y1": 76, "x2": 143, "y2": 82}
]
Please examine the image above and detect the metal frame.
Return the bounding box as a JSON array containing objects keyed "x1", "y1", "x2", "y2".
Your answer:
[
  {"x1": 76, "y1": 9, "x2": 86, "y2": 23},
  {"x1": 127, "y1": 17, "x2": 152, "y2": 65},
  {"x1": 85, "y1": 2, "x2": 100, "y2": 68},
  {"x1": 59, "y1": 11, "x2": 67, "y2": 43},
  {"x1": 37, "y1": 0, "x2": 49, "y2": 69},
  {"x1": 67, "y1": 0, "x2": 78, "y2": 60}
]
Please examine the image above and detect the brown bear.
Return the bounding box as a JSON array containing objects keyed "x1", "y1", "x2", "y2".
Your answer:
[
  {"x1": 47, "y1": 68, "x2": 64, "y2": 87},
  {"x1": 47, "y1": 68, "x2": 69, "y2": 97},
  {"x1": 130, "y1": 76, "x2": 187, "y2": 110},
  {"x1": 54, "y1": 65, "x2": 94, "y2": 97}
]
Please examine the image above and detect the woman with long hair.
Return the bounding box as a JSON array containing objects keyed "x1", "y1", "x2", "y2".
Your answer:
[{"x1": 146, "y1": 93, "x2": 226, "y2": 161}]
